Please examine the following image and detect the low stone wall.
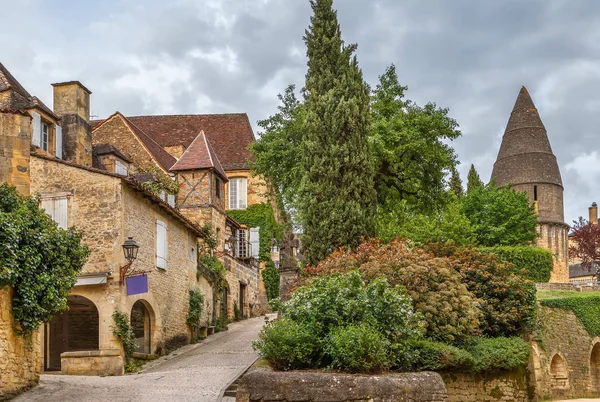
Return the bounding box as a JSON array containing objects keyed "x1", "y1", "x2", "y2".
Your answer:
[
  {"x1": 0, "y1": 287, "x2": 41, "y2": 400},
  {"x1": 441, "y1": 370, "x2": 530, "y2": 402},
  {"x1": 535, "y1": 282, "x2": 575, "y2": 291},
  {"x1": 61, "y1": 349, "x2": 124, "y2": 376},
  {"x1": 237, "y1": 365, "x2": 447, "y2": 402}
]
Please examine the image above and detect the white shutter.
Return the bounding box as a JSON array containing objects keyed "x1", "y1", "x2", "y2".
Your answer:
[
  {"x1": 167, "y1": 194, "x2": 175, "y2": 207},
  {"x1": 41, "y1": 199, "x2": 53, "y2": 219},
  {"x1": 55, "y1": 198, "x2": 68, "y2": 229},
  {"x1": 31, "y1": 112, "x2": 41, "y2": 147},
  {"x1": 229, "y1": 179, "x2": 237, "y2": 209},
  {"x1": 239, "y1": 178, "x2": 247, "y2": 209},
  {"x1": 250, "y1": 227, "x2": 260, "y2": 259},
  {"x1": 156, "y1": 220, "x2": 167, "y2": 269},
  {"x1": 55, "y1": 125, "x2": 63, "y2": 159}
]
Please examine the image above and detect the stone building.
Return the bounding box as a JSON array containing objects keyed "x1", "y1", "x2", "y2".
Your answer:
[
  {"x1": 491, "y1": 87, "x2": 569, "y2": 283},
  {"x1": 0, "y1": 62, "x2": 262, "y2": 385}
]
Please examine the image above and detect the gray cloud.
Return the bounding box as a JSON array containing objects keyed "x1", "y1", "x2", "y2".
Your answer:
[{"x1": 1, "y1": 0, "x2": 599, "y2": 223}]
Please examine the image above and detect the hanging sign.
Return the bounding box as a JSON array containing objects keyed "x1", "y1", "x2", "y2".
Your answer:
[{"x1": 126, "y1": 274, "x2": 148, "y2": 296}]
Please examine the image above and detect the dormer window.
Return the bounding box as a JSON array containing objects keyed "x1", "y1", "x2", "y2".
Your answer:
[
  {"x1": 115, "y1": 159, "x2": 128, "y2": 176},
  {"x1": 229, "y1": 178, "x2": 247, "y2": 210}
]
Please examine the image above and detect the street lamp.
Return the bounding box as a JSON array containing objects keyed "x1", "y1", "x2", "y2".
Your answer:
[{"x1": 120, "y1": 237, "x2": 140, "y2": 283}]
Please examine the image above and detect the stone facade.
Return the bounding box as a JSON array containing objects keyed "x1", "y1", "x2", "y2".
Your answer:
[
  {"x1": 0, "y1": 287, "x2": 42, "y2": 399},
  {"x1": 225, "y1": 169, "x2": 269, "y2": 209},
  {"x1": 0, "y1": 111, "x2": 31, "y2": 196},
  {"x1": 441, "y1": 371, "x2": 530, "y2": 402}
]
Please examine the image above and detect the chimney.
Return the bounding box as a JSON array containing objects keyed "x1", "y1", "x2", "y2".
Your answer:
[
  {"x1": 52, "y1": 81, "x2": 92, "y2": 166},
  {"x1": 590, "y1": 202, "x2": 598, "y2": 225}
]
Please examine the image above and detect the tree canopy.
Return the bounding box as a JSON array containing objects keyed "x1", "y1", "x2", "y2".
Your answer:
[
  {"x1": 569, "y1": 217, "x2": 600, "y2": 277},
  {"x1": 467, "y1": 164, "x2": 484, "y2": 193}
]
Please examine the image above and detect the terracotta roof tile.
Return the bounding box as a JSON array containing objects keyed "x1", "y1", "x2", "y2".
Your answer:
[
  {"x1": 170, "y1": 131, "x2": 228, "y2": 179},
  {"x1": 0, "y1": 63, "x2": 32, "y2": 98},
  {"x1": 126, "y1": 114, "x2": 255, "y2": 170},
  {"x1": 93, "y1": 143, "x2": 132, "y2": 163}
]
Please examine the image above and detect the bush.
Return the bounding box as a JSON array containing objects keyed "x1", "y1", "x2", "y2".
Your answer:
[
  {"x1": 478, "y1": 246, "x2": 553, "y2": 283},
  {"x1": 253, "y1": 318, "x2": 321, "y2": 370},
  {"x1": 447, "y1": 248, "x2": 537, "y2": 337},
  {"x1": 327, "y1": 324, "x2": 389, "y2": 373},
  {"x1": 467, "y1": 337, "x2": 530, "y2": 373},
  {"x1": 395, "y1": 339, "x2": 474, "y2": 372},
  {"x1": 304, "y1": 240, "x2": 480, "y2": 344}
]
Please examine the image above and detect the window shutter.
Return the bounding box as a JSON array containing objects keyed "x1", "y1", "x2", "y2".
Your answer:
[
  {"x1": 156, "y1": 220, "x2": 167, "y2": 269},
  {"x1": 55, "y1": 125, "x2": 63, "y2": 158},
  {"x1": 229, "y1": 179, "x2": 237, "y2": 209},
  {"x1": 55, "y1": 198, "x2": 68, "y2": 229},
  {"x1": 239, "y1": 179, "x2": 247, "y2": 209},
  {"x1": 167, "y1": 194, "x2": 176, "y2": 207},
  {"x1": 250, "y1": 227, "x2": 260, "y2": 259},
  {"x1": 31, "y1": 112, "x2": 41, "y2": 147},
  {"x1": 41, "y1": 199, "x2": 53, "y2": 219}
]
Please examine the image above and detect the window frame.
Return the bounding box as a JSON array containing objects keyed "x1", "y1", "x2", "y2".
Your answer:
[
  {"x1": 41, "y1": 122, "x2": 49, "y2": 152},
  {"x1": 115, "y1": 159, "x2": 128, "y2": 176},
  {"x1": 229, "y1": 177, "x2": 247, "y2": 210}
]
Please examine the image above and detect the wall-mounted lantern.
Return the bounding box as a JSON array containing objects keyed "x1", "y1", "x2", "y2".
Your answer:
[{"x1": 120, "y1": 237, "x2": 140, "y2": 284}]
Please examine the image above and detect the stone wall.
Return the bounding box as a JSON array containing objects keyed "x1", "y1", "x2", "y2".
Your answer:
[
  {"x1": 0, "y1": 111, "x2": 31, "y2": 196},
  {"x1": 225, "y1": 169, "x2": 269, "y2": 209},
  {"x1": 539, "y1": 222, "x2": 569, "y2": 283},
  {"x1": 61, "y1": 349, "x2": 123, "y2": 376},
  {"x1": 237, "y1": 366, "x2": 448, "y2": 402},
  {"x1": 0, "y1": 287, "x2": 42, "y2": 399},
  {"x1": 223, "y1": 255, "x2": 260, "y2": 318},
  {"x1": 441, "y1": 370, "x2": 530, "y2": 402}
]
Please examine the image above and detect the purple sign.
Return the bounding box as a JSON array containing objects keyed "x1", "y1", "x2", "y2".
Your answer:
[{"x1": 126, "y1": 274, "x2": 148, "y2": 296}]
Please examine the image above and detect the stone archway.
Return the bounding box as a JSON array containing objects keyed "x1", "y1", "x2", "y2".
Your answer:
[
  {"x1": 591, "y1": 343, "x2": 600, "y2": 391},
  {"x1": 131, "y1": 300, "x2": 153, "y2": 354},
  {"x1": 550, "y1": 353, "x2": 569, "y2": 389},
  {"x1": 46, "y1": 295, "x2": 99, "y2": 371}
]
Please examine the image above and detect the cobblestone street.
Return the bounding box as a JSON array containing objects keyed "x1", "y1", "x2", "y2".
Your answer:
[{"x1": 14, "y1": 315, "x2": 272, "y2": 402}]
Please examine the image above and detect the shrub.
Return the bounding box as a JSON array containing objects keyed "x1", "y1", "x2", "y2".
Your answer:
[
  {"x1": 327, "y1": 324, "x2": 389, "y2": 373},
  {"x1": 304, "y1": 240, "x2": 480, "y2": 344},
  {"x1": 111, "y1": 309, "x2": 137, "y2": 361},
  {"x1": 447, "y1": 248, "x2": 537, "y2": 337},
  {"x1": 253, "y1": 318, "x2": 321, "y2": 370},
  {"x1": 186, "y1": 289, "x2": 204, "y2": 331},
  {"x1": 395, "y1": 339, "x2": 474, "y2": 372},
  {"x1": 262, "y1": 259, "x2": 280, "y2": 301},
  {"x1": 478, "y1": 246, "x2": 553, "y2": 283},
  {"x1": 467, "y1": 337, "x2": 530, "y2": 372},
  {"x1": 284, "y1": 270, "x2": 422, "y2": 342}
]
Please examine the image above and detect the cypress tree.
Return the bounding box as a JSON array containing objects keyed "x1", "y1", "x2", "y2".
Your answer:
[
  {"x1": 467, "y1": 164, "x2": 484, "y2": 193},
  {"x1": 449, "y1": 167, "x2": 464, "y2": 197},
  {"x1": 300, "y1": 0, "x2": 376, "y2": 265}
]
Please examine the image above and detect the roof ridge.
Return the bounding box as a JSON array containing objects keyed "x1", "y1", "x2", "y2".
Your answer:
[
  {"x1": 203, "y1": 132, "x2": 214, "y2": 167},
  {"x1": 127, "y1": 112, "x2": 248, "y2": 118}
]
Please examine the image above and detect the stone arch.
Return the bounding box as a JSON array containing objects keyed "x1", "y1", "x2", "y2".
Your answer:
[
  {"x1": 131, "y1": 300, "x2": 153, "y2": 354},
  {"x1": 591, "y1": 342, "x2": 600, "y2": 391},
  {"x1": 221, "y1": 280, "x2": 231, "y2": 319},
  {"x1": 550, "y1": 353, "x2": 569, "y2": 389},
  {"x1": 123, "y1": 293, "x2": 161, "y2": 354}
]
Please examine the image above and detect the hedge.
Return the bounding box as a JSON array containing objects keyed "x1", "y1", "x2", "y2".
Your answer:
[
  {"x1": 478, "y1": 246, "x2": 553, "y2": 282},
  {"x1": 540, "y1": 295, "x2": 600, "y2": 337}
]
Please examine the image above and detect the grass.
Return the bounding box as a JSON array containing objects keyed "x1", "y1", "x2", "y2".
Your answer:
[{"x1": 536, "y1": 290, "x2": 600, "y2": 300}]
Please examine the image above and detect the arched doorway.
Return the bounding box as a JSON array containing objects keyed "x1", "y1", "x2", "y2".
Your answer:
[
  {"x1": 131, "y1": 300, "x2": 152, "y2": 354},
  {"x1": 45, "y1": 295, "x2": 99, "y2": 371},
  {"x1": 591, "y1": 343, "x2": 600, "y2": 391},
  {"x1": 550, "y1": 353, "x2": 569, "y2": 389}
]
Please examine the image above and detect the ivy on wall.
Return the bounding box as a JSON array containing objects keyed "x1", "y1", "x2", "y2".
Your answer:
[
  {"x1": 478, "y1": 246, "x2": 553, "y2": 283},
  {"x1": 0, "y1": 184, "x2": 89, "y2": 336},
  {"x1": 541, "y1": 294, "x2": 600, "y2": 337},
  {"x1": 262, "y1": 259, "x2": 280, "y2": 302},
  {"x1": 186, "y1": 288, "x2": 204, "y2": 331},
  {"x1": 136, "y1": 167, "x2": 179, "y2": 197},
  {"x1": 111, "y1": 309, "x2": 137, "y2": 361}
]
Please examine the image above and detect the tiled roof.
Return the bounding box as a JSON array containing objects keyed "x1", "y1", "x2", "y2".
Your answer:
[
  {"x1": 31, "y1": 96, "x2": 59, "y2": 120},
  {"x1": 570, "y1": 263, "x2": 596, "y2": 279},
  {"x1": 170, "y1": 131, "x2": 228, "y2": 179},
  {"x1": 126, "y1": 114, "x2": 255, "y2": 170},
  {"x1": 93, "y1": 143, "x2": 132, "y2": 163},
  {"x1": 0, "y1": 63, "x2": 32, "y2": 98}
]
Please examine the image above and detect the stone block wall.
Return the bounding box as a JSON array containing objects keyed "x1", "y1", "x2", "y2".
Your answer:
[
  {"x1": 223, "y1": 255, "x2": 260, "y2": 318},
  {"x1": 0, "y1": 287, "x2": 42, "y2": 399},
  {"x1": 539, "y1": 222, "x2": 569, "y2": 283},
  {"x1": 441, "y1": 370, "x2": 530, "y2": 402},
  {"x1": 61, "y1": 349, "x2": 123, "y2": 376},
  {"x1": 225, "y1": 169, "x2": 269, "y2": 209},
  {"x1": 0, "y1": 111, "x2": 31, "y2": 196}
]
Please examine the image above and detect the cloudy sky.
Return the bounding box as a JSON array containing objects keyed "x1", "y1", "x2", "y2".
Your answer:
[{"x1": 2, "y1": 0, "x2": 599, "y2": 223}]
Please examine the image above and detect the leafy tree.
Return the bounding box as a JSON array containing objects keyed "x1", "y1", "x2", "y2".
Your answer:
[
  {"x1": 0, "y1": 184, "x2": 89, "y2": 335},
  {"x1": 466, "y1": 164, "x2": 484, "y2": 193},
  {"x1": 371, "y1": 65, "x2": 460, "y2": 214},
  {"x1": 461, "y1": 183, "x2": 538, "y2": 247},
  {"x1": 300, "y1": 0, "x2": 376, "y2": 264},
  {"x1": 569, "y1": 217, "x2": 600, "y2": 279},
  {"x1": 449, "y1": 167, "x2": 464, "y2": 197},
  {"x1": 251, "y1": 85, "x2": 305, "y2": 211}
]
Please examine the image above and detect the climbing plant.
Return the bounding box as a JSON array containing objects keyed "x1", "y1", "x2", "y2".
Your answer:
[
  {"x1": 137, "y1": 167, "x2": 179, "y2": 198},
  {"x1": 0, "y1": 184, "x2": 89, "y2": 336},
  {"x1": 197, "y1": 225, "x2": 227, "y2": 290},
  {"x1": 186, "y1": 288, "x2": 204, "y2": 331},
  {"x1": 111, "y1": 309, "x2": 138, "y2": 361},
  {"x1": 262, "y1": 259, "x2": 280, "y2": 302}
]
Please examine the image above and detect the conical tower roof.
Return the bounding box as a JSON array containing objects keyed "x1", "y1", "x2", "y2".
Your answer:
[{"x1": 491, "y1": 87, "x2": 563, "y2": 188}]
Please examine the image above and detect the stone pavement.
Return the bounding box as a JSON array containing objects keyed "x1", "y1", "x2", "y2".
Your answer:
[{"x1": 14, "y1": 314, "x2": 274, "y2": 402}]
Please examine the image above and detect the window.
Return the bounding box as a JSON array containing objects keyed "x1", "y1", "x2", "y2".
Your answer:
[
  {"x1": 41, "y1": 123, "x2": 49, "y2": 152},
  {"x1": 237, "y1": 229, "x2": 248, "y2": 258},
  {"x1": 190, "y1": 246, "x2": 196, "y2": 262},
  {"x1": 156, "y1": 220, "x2": 167, "y2": 269},
  {"x1": 229, "y1": 178, "x2": 247, "y2": 210},
  {"x1": 215, "y1": 176, "x2": 221, "y2": 199},
  {"x1": 534, "y1": 185, "x2": 538, "y2": 201},
  {"x1": 115, "y1": 160, "x2": 128, "y2": 176},
  {"x1": 41, "y1": 196, "x2": 68, "y2": 229}
]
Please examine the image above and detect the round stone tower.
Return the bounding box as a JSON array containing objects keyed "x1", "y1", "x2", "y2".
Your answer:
[{"x1": 491, "y1": 86, "x2": 569, "y2": 283}]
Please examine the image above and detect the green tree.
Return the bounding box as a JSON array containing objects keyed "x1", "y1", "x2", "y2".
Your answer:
[
  {"x1": 449, "y1": 167, "x2": 464, "y2": 197},
  {"x1": 300, "y1": 0, "x2": 376, "y2": 264},
  {"x1": 0, "y1": 184, "x2": 89, "y2": 335},
  {"x1": 371, "y1": 65, "x2": 461, "y2": 214},
  {"x1": 466, "y1": 164, "x2": 483, "y2": 193},
  {"x1": 251, "y1": 85, "x2": 305, "y2": 211},
  {"x1": 461, "y1": 183, "x2": 538, "y2": 247}
]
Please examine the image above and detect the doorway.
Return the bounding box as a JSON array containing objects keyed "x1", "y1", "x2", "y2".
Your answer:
[{"x1": 131, "y1": 300, "x2": 152, "y2": 354}]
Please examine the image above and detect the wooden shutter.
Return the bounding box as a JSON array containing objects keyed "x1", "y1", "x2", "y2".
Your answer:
[
  {"x1": 31, "y1": 112, "x2": 41, "y2": 147},
  {"x1": 156, "y1": 220, "x2": 167, "y2": 269},
  {"x1": 55, "y1": 125, "x2": 63, "y2": 158},
  {"x1": 250, "y1": 227, "x2": 260, "y2": 259},
  {"x1": 167, "y1": 194, "x2": 176, "y2": 207},
  {"x1": 55, "y1": 198, "x2": 68, "y2": 229},
  {"x1": 41, "y1": 199, "x2": 54, "y2": 219},
  {"x1": 229, "y1": 179, "x2": 238, "y2": 209},
  {"x1": 239, "y1": 178, "x2": 247, "y2": 209}
]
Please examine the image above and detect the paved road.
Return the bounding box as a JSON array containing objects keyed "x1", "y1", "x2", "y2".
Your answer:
[{"x1": 14, "y1": 315, "x2": 273, "y2": 402}]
